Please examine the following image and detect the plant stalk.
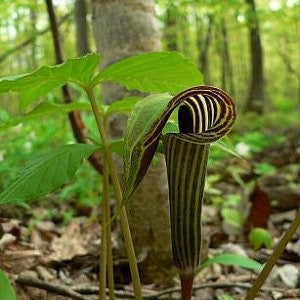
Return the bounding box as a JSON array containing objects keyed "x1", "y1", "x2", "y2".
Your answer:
[
  {"x1": 180, "y1": 273, "x2": 194, "y2": 300},
  {"x1": 245, "y1": 210, "x2": 300, "y2": 300},
  {"x1": 99, "y1": 163, "x2": 108, "y2": 300},
  {"x1": 86, "y1": 88, "x2": 143, "y2": 300},
  {"x1": 102, "y1": 122, "x2": 116, "y2": 300},
  {"x1": 106, "y1": 206, "x2": 116, "y2": 300}
]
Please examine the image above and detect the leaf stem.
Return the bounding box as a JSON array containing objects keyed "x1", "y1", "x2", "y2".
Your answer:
[
  {"x1": 102, "y1": 122, "x2": 116, "y2": 300},
  {"x1": 106, "y1": 206, "x2": 116, "y2": 300},
  {"x1": 99, "y1": 164, "x2": 108, "y2": 300},
  {"x1": 86, "y1": 87, "x2": 143, "y2": 300},
  {"x1": 245, "y1": 210, "x2": 300, "y2": 300}
]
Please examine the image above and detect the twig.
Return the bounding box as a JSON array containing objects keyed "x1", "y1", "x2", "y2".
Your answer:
[
  {"x1": 74, "y1": 285, "x2": 135, "y2": 298},
  {"x1": 16, "y1": 275, "x2": 88, "y2": 300},
  {"x1": 74, "y1": 281, "x2": 300, "y2": 299},
  {"x1": 145, "y1": 282, "x2": 300, "y2": 299},
  {"x1": 145, "y1": 282, "x2": 267, "y2": 299},
  {"x1": 17, "y1": 274, "x2": 135, "y2": 299}
]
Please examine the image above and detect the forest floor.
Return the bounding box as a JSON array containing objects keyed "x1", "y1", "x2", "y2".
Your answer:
[{"x1": 0, "y1": 138, "x2": 299, "y2": 300}]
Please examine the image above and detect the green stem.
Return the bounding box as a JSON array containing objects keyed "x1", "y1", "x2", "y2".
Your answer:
[
  {"x1": 102, "y1": 122, "x2": 116, "y2": 300},
  {"x1": 86, "y1": 88, "x2": 143, "y2": 300},
  {"x1": 245, "y1": 210, "x2": 300, "y2": 300},
  {"x1": 106, "y1": 206, "x2": 116, "y2": 300},
  {"x1": 99, "y1": 164, "x2": 108, "y2": 300}
]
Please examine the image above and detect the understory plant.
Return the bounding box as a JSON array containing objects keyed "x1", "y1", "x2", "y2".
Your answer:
[
  {"x1": 0, "y1": 52, "x2": 202, "y2": 300},
  {"x1": 0, "y1": 52, "x2": 299, "y2": 300},
  {"x1": 123, "y1": 85, "x2": 237, "y2": 299}
]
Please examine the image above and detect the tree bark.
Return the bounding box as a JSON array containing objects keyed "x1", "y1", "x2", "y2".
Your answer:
[
  {"x1": 75, "y1": 0, "x2": 90, "y2": 56},
  {"x1": 92, "y1": 0, "x2": 175, "y2": 285},
  {"x1": 244, "y1": 0, "x2": 265, "y2": 114}
]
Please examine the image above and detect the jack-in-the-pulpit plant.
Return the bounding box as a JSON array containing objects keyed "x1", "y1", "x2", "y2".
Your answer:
[
  {"x1": 124, "y1": 86, "x2": 236, "y2": 299},
  {"x1": 0, "y1": 52, "x2": 204, "y2": 300}
]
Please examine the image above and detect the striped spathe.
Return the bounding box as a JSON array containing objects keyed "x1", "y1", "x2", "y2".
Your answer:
[{"x1": 163, "y1": 86, "x2": 236, "y2": 274}]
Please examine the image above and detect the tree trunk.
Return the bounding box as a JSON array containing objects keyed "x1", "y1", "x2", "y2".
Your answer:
[
  {"x1": 197, "y1": 14, "x2": 213, "y2": 85},
  {"x1": 92, "y1": 0, "x2": 175, "y2": 285},
  {"x1": 75, "y1": 0, "x2": 90, "y2": 56},
  {"x1": 244, "y1": 0, "x2": 265, "y2": 114}
]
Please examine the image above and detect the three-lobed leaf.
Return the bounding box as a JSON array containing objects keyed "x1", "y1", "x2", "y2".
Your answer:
[
  {"x1": 0, "y1": 54, "x2": 99, "y2": 107},
  {"x1": 0, "y1": 52, "x2": 203, "y2": 109},
  {"x1": 0, "y1": 270, "x2": 16, "y2": 300},
  {"x1": 0, "y1": 144, "x2": 98, "y2": 205},
  {"x1": 93, "y1": 52, "x2": 203, "y2": 95}
]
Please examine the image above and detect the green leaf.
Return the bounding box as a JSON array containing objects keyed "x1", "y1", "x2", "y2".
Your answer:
[
  {"x1": 199, "y1": 254, "x2": 262, "y2": 273},
  {"x1": 254, "y1": 163, "x2": 276, "y2": 176},
  {"x1": 0, "y1": 54, "x2": 99, "y2": 107},
  {"x1": 224, "y1": 194, "x2": 242, "y2": 207},
  {"x1": 0, "y1": 102, "x2": 91, "y2": 131},
  {"x1": 221, "y1": 208, "x2": 244, "y2": 228},
  {"x1": 124, "y1": 93, "x2": 172, "y2": 198},
  {"x1": 249, "y1": 227, "x2": 273, "y2": 250},
  {"x1": 0, "y1": 270, "x2": 16, "y2": 300},
  {"x1": 220, "y1": 294, "x2": 235, "y2": 300},
  {"x1": 106, "y1": 96, "x2": 142, "y2": 116},
  {"x1": 93, "y1": 52, "x2": 203, "y2": 95},
  {"x1": 0, "y1": 144, "x2": 98, "y2": 205}
]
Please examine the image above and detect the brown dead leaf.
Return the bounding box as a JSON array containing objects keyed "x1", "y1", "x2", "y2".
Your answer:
[{"x1": 49, "y1": 218, "x2": 88, "y2": 261}]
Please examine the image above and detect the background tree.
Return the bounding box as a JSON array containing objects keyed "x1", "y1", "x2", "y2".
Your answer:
[
  {"x1": 196, "y1": 13, "x2": 213, "y2": 85},
  {"x1": 244, "y1": 0, "x2": 265, "y2": 113},
  {"x1": 92, "y1": 0, "x2": 176, "y2": 285},
  {"x1": 219, "y1": 16, "x2": 235, "y2": 97}
]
